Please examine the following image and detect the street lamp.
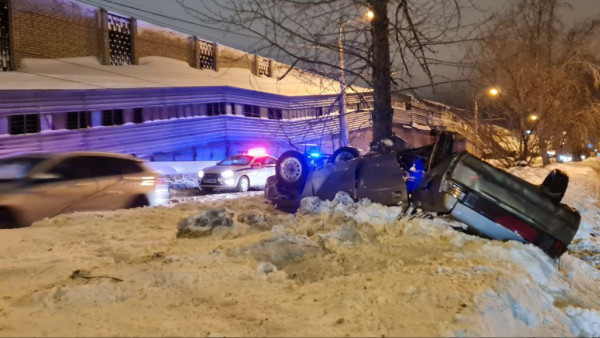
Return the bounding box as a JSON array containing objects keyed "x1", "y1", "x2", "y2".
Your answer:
[
  {"x1": 474, "y1": 87, "x2": 500, "y2": 154},
  {"x1": 338, "y1": 9, "x2": 373, "y2": 147},
  {"x1": 529, "y1": 114, "x2": 538, "y2": 121}
]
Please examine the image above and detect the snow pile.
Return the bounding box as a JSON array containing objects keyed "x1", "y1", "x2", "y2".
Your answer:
[
  {"x1": 0, "y1": 160, "x2": 598, "y2": 336},
  {"x1": 298, "y1": 192, "x2": 404, "y2": 226}
]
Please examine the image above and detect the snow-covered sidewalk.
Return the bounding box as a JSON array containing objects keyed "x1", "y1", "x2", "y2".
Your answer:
[{"x1": 0, "y1": 159, "x2": 599, "y2": 337}]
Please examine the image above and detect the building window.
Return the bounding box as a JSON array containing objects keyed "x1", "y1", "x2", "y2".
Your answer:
[
  {"x1": 9, "y1": 114, "x2": 40, "y2": 135},
  {"x1": 133, "y1": 108, "x2": 143, "y2": 123},
  {"x1": 207, "y1": 103, "x2": 226, "y2": 116},
  {"x1": 316, "y1": 107, "x2": 324, "y2": 117},
  {"x1": 107, "y1": 13, "x2": 133, "y2": 66},
  {"x1": 405, "y1": 102, "x2": 412, "y2": 110},
  {"x1": 243, "y1": 105, "x2": 261, "y2": 118},
  {"x1": 267, "y1": 108, "x2": 282, "y2": 120},
  {"x1": 0, "y1": 0, "x2": 10, "y2": 71},
  {"x1": 198, "y1": 39, "x2": 215, "y2": 70},
  {"x1": 66, "y1": 111, "x2": 91, "y2": 130},
  {"x1": 102, "y1": 109, "x2": 124, "y2": 126},
  {"x1": 257, "y1": 57, "x2": 271, "y2": 77}
]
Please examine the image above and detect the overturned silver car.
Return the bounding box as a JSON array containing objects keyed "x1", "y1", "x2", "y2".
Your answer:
[{"x1": 265, "y1": 132, "x2": 580, "y2": 258}]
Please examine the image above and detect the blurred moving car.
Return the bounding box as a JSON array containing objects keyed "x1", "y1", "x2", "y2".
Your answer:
[
  {"x1": 198, "y1": 148, "x2": 276, "y2": 192},
  {"x1": 266, "y1": 132, "x2": 580, "y2": 258},
  {"x1": 0, "y1": 152, "x2": 169, "y2": 228}
]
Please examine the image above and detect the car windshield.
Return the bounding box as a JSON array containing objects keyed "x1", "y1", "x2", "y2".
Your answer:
[
  {"x1": 0, "y1": 157, "x2": 47, "y2": 182},
  {"x1": 218, "y1": 155, "x2": 252, "y2": 166}
]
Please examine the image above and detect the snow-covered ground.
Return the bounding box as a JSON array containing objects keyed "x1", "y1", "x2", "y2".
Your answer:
[{"x1": 0, "y1": 159, "x2": 599, "y2": 337}]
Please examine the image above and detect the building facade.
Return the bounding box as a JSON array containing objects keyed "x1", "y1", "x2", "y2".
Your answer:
[{"x1": 0, "y1": 0, "x2": 461, "y2": 161}]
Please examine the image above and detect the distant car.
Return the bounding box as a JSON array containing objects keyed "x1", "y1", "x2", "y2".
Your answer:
[
  {"x1": 198, "y1": 149, "x2": 276, "y2": 192},
  {"x1": 0, "y1": 152, "x2": 169, "y2": 229},
  {"x1": 266, "y1": 132, "x2": 580, "y2": 258}
]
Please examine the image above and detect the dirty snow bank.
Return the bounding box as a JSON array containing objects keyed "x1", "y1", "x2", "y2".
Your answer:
[{"x1": 0, "y1": 160, "x2": 599, "y2": 337}]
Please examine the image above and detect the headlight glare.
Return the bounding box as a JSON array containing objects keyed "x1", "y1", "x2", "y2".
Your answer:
[{"x1": 198, "y1": 170, "x2": 204, "y2": 178}]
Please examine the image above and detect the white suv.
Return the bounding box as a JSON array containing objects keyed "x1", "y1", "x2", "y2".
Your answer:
[{"x1": 0, "y1": 152, "x2": 169, "y2": 228}]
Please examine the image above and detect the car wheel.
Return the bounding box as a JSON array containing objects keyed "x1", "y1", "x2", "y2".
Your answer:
[
  {"x1": 276, "y1": 151, "x2": 309, "y2": 191},
  {"x1": 541, "y1": 169, "x2": 569, "y2": 204},
  {"x1": 128, "y1": 195, "x2": 149, "y2": 209},
  {"x1": 237, "y1": 176, "x2": 249, "y2": 192},
  {"x1": 329, "y1": 146, "x2": 360, "y2": 164},
  {"x1": 428, "y1": 131, "x2": 454, "y2": 171},
  {"x1": 0, "y1": 208, "x2": 19, "y2": 229},
  {"x1": 202, "y1": 187, "x2": 214, "y2": 193}
]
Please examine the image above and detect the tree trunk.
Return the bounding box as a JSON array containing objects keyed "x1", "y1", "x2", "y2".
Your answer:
[
  {"x1": 539, "y1": 136, "x2": 551, "y2": 166},
  {"x1": 368, "y1": 0, "x2": 393, "y2": 145}
]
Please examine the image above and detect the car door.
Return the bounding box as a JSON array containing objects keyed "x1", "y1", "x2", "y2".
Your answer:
[
  {"x1": 73, "y1": 156, "x2": 135, "y2": 211},
  {"x1": 247, "y1": 157, "x2": 265, "y2": 186},
  {"x1": 23, "y1": 156, "x2": 100, "y2": 220},
  {"x1": 261, "y1": 157, "x2": 277, "y2": 185}
]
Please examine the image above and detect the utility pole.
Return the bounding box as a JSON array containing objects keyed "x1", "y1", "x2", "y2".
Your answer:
[{"x1": 338, "y1": 22, "x2": 349, "y2": 147}]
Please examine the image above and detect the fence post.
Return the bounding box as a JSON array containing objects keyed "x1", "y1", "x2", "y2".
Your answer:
[{"x1": 97, "y1": 8, "x2": 109, "y2": 65}]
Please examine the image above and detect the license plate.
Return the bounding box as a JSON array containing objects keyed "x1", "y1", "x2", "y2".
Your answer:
[{"x1": 204, "y1": 178, "x2": 217, "y2": 184}]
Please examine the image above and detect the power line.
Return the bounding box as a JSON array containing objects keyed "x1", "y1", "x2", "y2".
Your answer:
[{"x1": 76, "y1": 0, "x2": 259, "y2": 52}]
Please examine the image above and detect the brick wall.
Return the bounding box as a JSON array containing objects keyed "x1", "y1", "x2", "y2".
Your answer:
[
  {"x1": 10, "y1": 0, "x2": 100, "y2": 69},
  {"x1": 218, "y1": 45, "x2": 254, "y2": 71},
  {"x1": 134, "y1": 21, "x2": 191, "y2": 65},
  {"x1": 8, "y1": 0, "x2": 275, "y2": 75}
]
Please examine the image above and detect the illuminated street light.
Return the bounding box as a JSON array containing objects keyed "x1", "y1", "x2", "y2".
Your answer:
[
  {"x1": 529, "y1": 114, "x2": 538, "y2": 121},
  {"x1": 488, "y1": 88, "x2": 500, "y2": 97},
  {"x1": 366, "y1": 10, "x2": 374, "y2": 21}
]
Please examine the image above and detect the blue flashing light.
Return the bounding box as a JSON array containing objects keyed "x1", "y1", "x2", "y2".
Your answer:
[{"x1": 309, "y1": 152, "x2": 321, "y2": 158}]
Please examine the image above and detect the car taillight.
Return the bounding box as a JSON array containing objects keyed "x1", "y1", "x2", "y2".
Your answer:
[
  {"x1": 442, "y1": 180, "x2": 466, "y2": 201},
  {"x1": 155, "y1": 177, "x2": 167, "y2": 186},
  {"x1": 549, "y1": 240, "x2": 568, "y2": 258},
  {"x1": 495, "y1": 216, "x2": 538, "y2": 242}
]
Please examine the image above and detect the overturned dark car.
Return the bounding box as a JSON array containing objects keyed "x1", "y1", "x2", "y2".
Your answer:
[{"x1": 265, "y1": 132, "x2": 581, "y2": 258}]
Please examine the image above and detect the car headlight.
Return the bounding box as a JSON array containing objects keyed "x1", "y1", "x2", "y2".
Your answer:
[
  {"x1": 198, "y1": 170, "x2": 204, "y2": 178},
  {"x1": 221, "y1": 170, "x2": 234, "y2": 178}
]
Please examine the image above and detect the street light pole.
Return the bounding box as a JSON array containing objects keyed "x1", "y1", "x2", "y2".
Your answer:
[
  {"x1": 337, "y1": 10, "x2": 373, "y2": 148},
  {"x1": 474, "y1": 99, "x2": 479, "y2": 155},
  {"x1": 473, "y1": 87, "x2": 499, "y2": 156},
  {"x1": 338, "y1": 22, "x2": 349, "y2": 147}
]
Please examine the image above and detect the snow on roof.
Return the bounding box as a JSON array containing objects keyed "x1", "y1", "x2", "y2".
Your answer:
[{"x1": 0, "y1": 56, "x2": 369, "y2": 97}]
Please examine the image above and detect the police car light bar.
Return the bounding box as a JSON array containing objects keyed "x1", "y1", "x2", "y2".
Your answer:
[{"x1": 247, "y1": 147, "x2": 267, "y2": 156}]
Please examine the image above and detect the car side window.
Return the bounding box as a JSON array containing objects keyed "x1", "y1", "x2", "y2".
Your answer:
[
  {"x1": 263, "y1": 157, "x2": 276, "y2": 166},
  {"x1": 93, "y1": 157, "x2": 144, "y2": 176},
  {"x1": 48, "y1": 157, "x2": 101, "y2": 180},
  {"x1": 253, "y1": 157, "x2": 266, "y2": 166}
]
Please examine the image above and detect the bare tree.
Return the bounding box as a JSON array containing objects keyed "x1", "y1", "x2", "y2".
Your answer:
[
  {"x1": 466, "y1": 0, "x2": 600, "y2": 166},
  {"x1": 177, "y1": 0, "x2": 476, "y2": 145}
]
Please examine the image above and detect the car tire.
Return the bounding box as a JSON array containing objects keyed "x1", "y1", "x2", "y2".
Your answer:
[
  {"x1": 329, "y1": 146, "x2": 360, "y2": 164},
  {"x1": 0, "y1": 208, "x2": 19, "y2": 229},
  {"x1": 237, "y1": 176, "x2": 250, "y2": 192},
  {"x1": 276, "y1": 150, "x2": 309, "y2": 192},
  {"x1": 128, "y1": 195, "x2": 149, "y2": 209},
  {"x1": 541, "y1": 169, "x2": 569, "y2": 204},
  {"x1": 428, "y1": 131, "x2": 454, "y2": 171}
]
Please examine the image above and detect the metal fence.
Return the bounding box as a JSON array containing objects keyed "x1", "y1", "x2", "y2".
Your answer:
[{"x1": 107, "y1": 13, "x2": 133, "y2": 66}]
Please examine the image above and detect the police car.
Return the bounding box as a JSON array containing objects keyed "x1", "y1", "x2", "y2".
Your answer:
[{"x1": 198, "y1": 148, "x2": 277, "y2": 192}]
